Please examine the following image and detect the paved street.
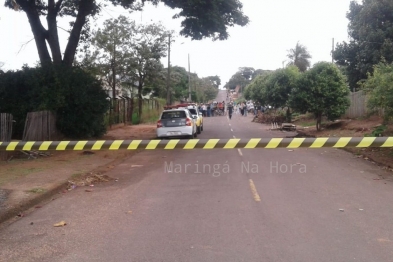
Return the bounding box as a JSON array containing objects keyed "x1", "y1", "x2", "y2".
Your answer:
[{"x1": 1, "y1": 90, "x2": 393, "y2": 262}]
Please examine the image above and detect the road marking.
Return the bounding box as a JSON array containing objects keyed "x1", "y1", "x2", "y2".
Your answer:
[
  {"x1": 231, "y1": 129, "x2": 233, "y2": 132},
  {"x1": 249, "y1": 179, "x2": 261, "y2": 202},
  {"x1": 233, "y1": 135, "x2": 236, "y2": 138},
  {"x1": 238, "y1": 149, "x2": 243, "y2": 156}
]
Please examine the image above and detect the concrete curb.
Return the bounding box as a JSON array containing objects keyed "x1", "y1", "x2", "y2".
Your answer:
[{"x1": 0, "y1": 180, "x2": 69, "y2": 225}]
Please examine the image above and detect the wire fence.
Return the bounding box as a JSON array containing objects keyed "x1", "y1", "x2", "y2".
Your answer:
[{"x1": 105, "y1": 98, "x2": 166, "y2": 126}]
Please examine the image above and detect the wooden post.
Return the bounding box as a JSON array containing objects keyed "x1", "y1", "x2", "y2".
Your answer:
[
  {"x1": 0, "y1": 113, "x2": 13, "y2": 160},
  {"x1": 130, "y1": 98, "x2": 134, "y2": 125},
  {"x1": 123, "y1": 99, "x2": 126, "y2": 125}
]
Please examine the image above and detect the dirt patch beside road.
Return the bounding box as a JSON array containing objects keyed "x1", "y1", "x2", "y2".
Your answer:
[
  {"x1": 0, "y1": 124, "x2": 156, "y2": 225},
  {"x1": 293, "y1": 115, "x2": 393, "y2": 169},
  {"x1": 102, "y1": 124, "x2": 156, "y2": 140}
]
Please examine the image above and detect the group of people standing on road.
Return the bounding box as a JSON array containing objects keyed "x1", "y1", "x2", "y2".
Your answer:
[
  {"x1": 226, "y1": 100, "x2": 270, "y2": 120},
  {"x1": 198, "y1": 103, "x2": 215, "y2": 117},
  {"x1": 227, "y1": 102, "x2": 249, "y2": 119},
  {"x1": 197, "y1": 91, "x2": 264, "y2": 120}
]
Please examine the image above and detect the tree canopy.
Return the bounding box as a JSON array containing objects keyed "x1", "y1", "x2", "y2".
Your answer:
[
  {"x1": 264, "y1": 66, "x2": 300, "y2": 109},
  {"x1": 290, "y1": 62, "x2": 350, "y2": 130},
  {"x1": 243, "y1": 66, "x2": 299, "y2": 121},
  {"x1": 225, "y1": 67, "x2": 270, "y2": 90},
  {"x1": 204, "y1": 76, "x2": 221, "y2": 88},
  {"x1": 243, "y1": 72, "x2": 271, "y2": 105},
  {"x1": 287, "y1": 42, "x2": 312, "y2": 72},
  {"x1": 5, "y1": 0, "x2": 249, "y2": 67},
  {"x1": 362, "y1": 61, "x2": 393, "y2": 123},
  {"x1": 333, "y1": 0, "x2": 393, "y2": 91}
]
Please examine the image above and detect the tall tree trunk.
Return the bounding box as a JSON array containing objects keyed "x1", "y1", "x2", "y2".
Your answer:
[
  {"x1": 22, "y1": 2, "x2": 52, "y2": 65},
  {"x1": 130, "y1": 97, "x2": 134, "y2": 125},
  {"x1": 62, "y1": 0, "x2": 94, "y2": 66},
  {"x1": 111, "y1": 63, "x2": 117, "y2": 111},
  {"x1": 18, "y1": 0, "x2": 91, "y2": 67},
  {"x1": 316, "y1": 113, "x2": 322, "y2": 131},
  {"x1": 138, "y1": 82, "x2": 143, "y2": 124},
  {"x1": 46, "y1": 0, "x2": 63, "y2": 64},
  {"x1": 286, "y1": 107, "x2": 291, "y2": 122},
  {"x1": 138, "y1": 73, "x2": 147, "y2": 124}
]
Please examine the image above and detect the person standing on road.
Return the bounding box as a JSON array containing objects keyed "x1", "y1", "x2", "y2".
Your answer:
[
  {"x1": 244, "y1": 102, "x2": 248, "y2": 117},
  {"x1": 202, "y1": 104, "x2": 207, "y2": 117},
  {"x1": 254, "y1": 103, "x2": 258, "y2": 116},
  {"x1": 228, "y1": 102, "x2": 233, "y2": 119}
]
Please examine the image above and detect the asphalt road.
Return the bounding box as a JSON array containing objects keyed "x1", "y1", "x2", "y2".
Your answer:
[{"x1": 1, "y1": 90, "x2": 393, "y2": 262}]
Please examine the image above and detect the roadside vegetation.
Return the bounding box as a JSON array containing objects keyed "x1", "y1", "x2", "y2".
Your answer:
[
  {"x1": 1, "y1": 0, "x2": 247, "y2": 139},
  {"x1": 227, "y1": 0, "x2": 393, "y2": 132}
]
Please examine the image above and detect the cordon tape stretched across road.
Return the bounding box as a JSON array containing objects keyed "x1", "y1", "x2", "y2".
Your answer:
[{"x1": 0, "y1": 137, "x2": 393, "y2": 151}]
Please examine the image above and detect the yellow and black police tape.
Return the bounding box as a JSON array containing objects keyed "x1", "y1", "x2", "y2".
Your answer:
[{"x1": 0, "y1": 137, "x2": 393, "y2": 151}]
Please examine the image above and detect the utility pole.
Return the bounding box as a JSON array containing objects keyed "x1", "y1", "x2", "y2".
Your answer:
[
  {"x1": 193, "y1": 71, "x2": 197, "y2": 102},
  {"x1": 332, "y1": 38, "x2": 335, "y2": 63},
  {"x1": 166, "y1": 34, "x2": 171, "y2": 105},
  {"x1": 188, "y1": 54, "x2": 191, "y2": 102}
]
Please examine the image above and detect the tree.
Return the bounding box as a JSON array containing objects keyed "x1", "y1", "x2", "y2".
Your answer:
[
  {"x1": 83, "y1": 16, "x2": 169, "y2": 121},
  {"x1": 239, "y1": 67, "x2": 255, "y2": 81},
  {"x1": 333, "y1": 41, "x2": 363, "y2": 91},
  {"x1": 362, "y1": 61, "x2": 393, "y2": 123},
  {"x1": 264, "y1": 66, "x2": 300, "y2": 121},
  {"x1": 243, "y1": 67, "x2": 299, "y2": 121},
  {"x1": 225, "y1": 71, "x2": 249, "y2": 90},
  {"x1": 192, "y1": 76, "x2": 216, "y2": 102},
  {"x1": 204, "y1": 75, "x2": 221, "y2": 88},
  {"x1": 225, "y1": 67, "x2": 272, "y2": 92},
  {"x1": 287, "y1": 42, "x2": 312, "y2": 72},
  {"x1": 146, "y1": 66, "x2": 184, "y2": 101},
  {"x1": 252, "y1": 69, "x2": 271, "y2": 80},
  {"x1": 243, "y1": 71, "x2": 272, "y2": 105},
  {"x1": 333, "y1": 0, "x2": 393, "y2": 91},
  {"x1": 5, "y1": 0, "x2": 249, "y2": 67},
  {"x1": 87, "y1": 16, "x2": 133, "y2": 101},
  {"x1": 169, "y1": 66, "x2": 190, "y2": 101},
  {"x1": 290, "y1": 62, "x2": 350, "y2": 130},
  {"x1": 126, "y1": 22, "x2": 169, "y2": 121},
  {"x1": 225, "y1": 67, "x2": 255, "y2": 90}
]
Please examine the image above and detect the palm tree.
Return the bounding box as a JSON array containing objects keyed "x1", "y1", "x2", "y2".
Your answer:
[{"x1": 287, "y1": 42, "x2": 312, "y2": 72}]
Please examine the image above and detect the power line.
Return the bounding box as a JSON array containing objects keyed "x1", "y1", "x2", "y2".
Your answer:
[{"x1": 102, "y1": 7, "x2": 115, "y2": 19}]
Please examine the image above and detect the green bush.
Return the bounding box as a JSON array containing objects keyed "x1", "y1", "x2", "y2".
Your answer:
[
  {"x1": 0, "y1": 65, "x2": 109, "y2": 139},
  {"x1": 364, "y1": 125, "x2": 387, "y2": 137},
  {"x1": 132, "y1": 113, "x2": 140, "y2": 125},
  {"x1": 362, "y1": 62, "x2": 393, "y2": 123}
]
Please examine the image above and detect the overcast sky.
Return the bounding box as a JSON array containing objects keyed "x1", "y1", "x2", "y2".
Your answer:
[{"x1": 0, "y1": 0, "x2": 359, "y2": 88}]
